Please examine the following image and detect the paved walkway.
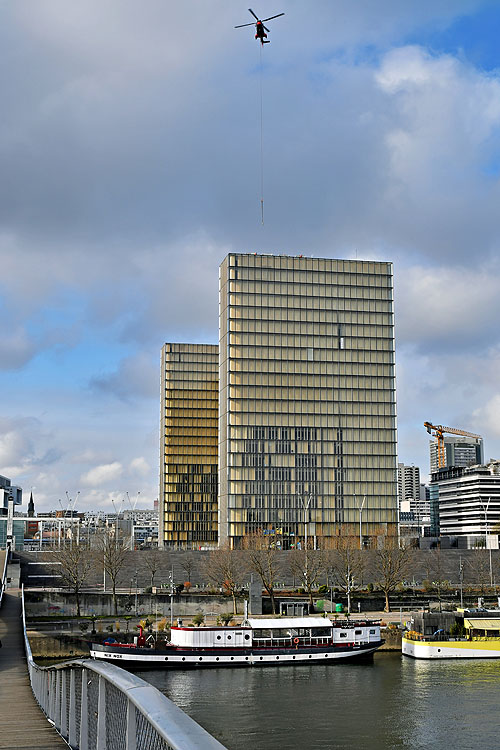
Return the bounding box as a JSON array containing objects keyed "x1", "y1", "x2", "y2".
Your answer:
[{"x1": 0, "y1": 590, "x2": 67, "y2": 749}]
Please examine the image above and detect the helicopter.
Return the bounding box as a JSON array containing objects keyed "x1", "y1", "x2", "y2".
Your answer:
[{"x1": 235, "y1": 8, "x2": 284, "y2": 45}]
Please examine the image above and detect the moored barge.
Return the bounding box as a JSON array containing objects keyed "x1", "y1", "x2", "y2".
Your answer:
[
  {"x1": 403, "y1": 608, "x2": 500, "y2": 659},
  {"x1": 91, "y1": 616, "x2": 384, "y2": 668}
]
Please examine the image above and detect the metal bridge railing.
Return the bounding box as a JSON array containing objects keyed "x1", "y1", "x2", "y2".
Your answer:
[
  {"x1": 22, "y1": 587, "x2": 228, "y2": 750},
  {"x1": 0, "y1": 548, "x2": 8, "y2": 608}
]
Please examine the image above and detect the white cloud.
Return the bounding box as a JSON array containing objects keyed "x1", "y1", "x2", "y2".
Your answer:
[
  {"x1": 473, "y1": 396, "x2": 500, "y2": 442},
  {"x1": 396, "y1": 264, "x2": 500, "y2": 351},
  {"x1": 129, "y1": 457, "x2": 150, "y2": 477},
  {"x1": 80, "y1": 461, "x2": 122, "y2": 487}
]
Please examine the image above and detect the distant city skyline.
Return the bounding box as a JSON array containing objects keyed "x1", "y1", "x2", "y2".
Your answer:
[{"x1": 3, "y1": 2, "x2": 500, "y2": 511}]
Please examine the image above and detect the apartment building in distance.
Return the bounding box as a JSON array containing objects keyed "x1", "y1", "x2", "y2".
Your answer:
[
  {"x1": 159, "y1": 343, "x2": 218, "y2": 548},
  {"x1": 429, "y1": 435, "x2": 484, "y2": 474},
  {"x1": 432, "y1": 460, "x2": 500, "y2": 544},
  {"x1": 218, "y1": 253, "x2": 398, "y2": 549},
  {"x1": 397, "y1": 464, "x2": 420, "y2": 506}
]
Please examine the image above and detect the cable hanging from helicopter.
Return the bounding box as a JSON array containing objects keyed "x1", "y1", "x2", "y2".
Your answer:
[{"x1": 235, "y1": 9, "x2": 284, "y2": 224}]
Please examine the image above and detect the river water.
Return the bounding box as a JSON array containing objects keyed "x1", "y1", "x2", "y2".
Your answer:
[{"x1": 137, "y1": 653, "x2": 500, "y2": 749}]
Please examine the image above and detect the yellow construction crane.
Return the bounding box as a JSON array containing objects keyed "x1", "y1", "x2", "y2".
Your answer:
[{"x1": 424, "y1": 422, "x2": 482, "y2": 469}]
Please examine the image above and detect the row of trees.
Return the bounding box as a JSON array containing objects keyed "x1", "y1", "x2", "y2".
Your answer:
[
  {"x1": 54, "y1": 535, "x2": 500, "y2": 616},
  {"x1": 206, "y1": 542, "x2": 409, "y2": 614},
  {"x1": 55, "y1": 537, "x2": 411, "y2": 614}
]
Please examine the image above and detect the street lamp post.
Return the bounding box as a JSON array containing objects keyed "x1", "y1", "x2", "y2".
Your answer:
[
  {"x1": 358, "y1": 495, "x2": 366, "y2": 550},
  {"x1": 297, "y1": 493, "x2": 313, "y2": 551},
  {"x1": 459, "y1": 556, "x2": 464, "y2": 608},
  {"x1": 169, "y1": 570, "x2": 174, "y2": 627},
  {"x1": 134, "y1": 569, "x2": 138, "y2": 616},
  {"x1": 479, "y1": 496, "x2": 493, "y2": 587}
]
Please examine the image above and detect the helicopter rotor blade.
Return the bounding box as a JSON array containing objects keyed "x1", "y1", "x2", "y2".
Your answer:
[
  {"x1": 261, "y1": 12, "x2": 285, "y2": 22},
  {"x1": 235, "y1": 22, "x2": 256, "y2": 27},
  {"x1": 263, "y1": 25, "x2": 270, "y2": 32},
  {"x1": 248, "y1": 8, "x2": 260, "y2": 21}
]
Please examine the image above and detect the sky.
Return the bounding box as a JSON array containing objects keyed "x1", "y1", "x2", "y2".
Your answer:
[{"x1": 2, "y1": 0, "x2": 500, "y2": 513}]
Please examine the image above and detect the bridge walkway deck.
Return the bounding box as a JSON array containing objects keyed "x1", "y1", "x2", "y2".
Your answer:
[{"x1": 0, "y1": 590, "x2": 67, "y2": 749}]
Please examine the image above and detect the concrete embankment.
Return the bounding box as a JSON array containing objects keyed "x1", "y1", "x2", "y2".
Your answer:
[
  {"x1": 27, "y1": 630, "x2": 90, "y2": 659},
  {"x1": 379, "y1": 627, "x2": 402, "y2": 651}
]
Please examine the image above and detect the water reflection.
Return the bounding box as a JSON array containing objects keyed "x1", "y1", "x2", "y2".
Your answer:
[{"x1": 137, "y1": 654, "x2": 500, "y2": 750}]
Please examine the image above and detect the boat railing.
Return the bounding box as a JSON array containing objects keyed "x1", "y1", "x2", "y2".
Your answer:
[
  {"x1": 252, "y1": 635, "x2": 332, "y2": 647},
  {"x1": 404, "y1": 631, "x2": 470, "y2": 643}
]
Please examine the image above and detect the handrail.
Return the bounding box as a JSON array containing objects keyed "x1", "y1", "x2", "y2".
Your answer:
[
  {"x1": 21, "y1": 585, "x2": 228, "y2": 750},
  {"x1": 0, "y1": 548, "x2": 8, "y2": 608}
]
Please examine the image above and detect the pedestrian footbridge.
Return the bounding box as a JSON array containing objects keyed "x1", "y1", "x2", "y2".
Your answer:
[{"x1": 0, "y1": 568, "x2": 227, "y2": 749}]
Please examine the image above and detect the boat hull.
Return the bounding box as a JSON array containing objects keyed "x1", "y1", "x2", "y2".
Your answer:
[
  {"x1": 91, "y1": 641, "x2": 383, "y2": 669},
  {"x1": 402, "y1": 637, "x2": 500, "y2": 659}
]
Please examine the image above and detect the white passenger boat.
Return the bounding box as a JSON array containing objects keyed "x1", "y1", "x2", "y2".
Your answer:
[
  {"x1": 90, "y1": 616, "x2": 384, "y2": 668},
  {"x1": 403, "y1": 608, "x2": 500, "y2": 659}
]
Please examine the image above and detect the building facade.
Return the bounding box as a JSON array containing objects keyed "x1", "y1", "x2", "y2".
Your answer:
[
  {"x1": 0, "y1": 475, "x2": 22, "y2": 514},
  {"x1": 159, "y1": 343, "x2": 218, "y2": 548},
  {"x1": 219, "y1": 253, "x2": 398, "y2": 549},
  {"x1": 429, "y1": 436, "x2": 484, "y2": 474},
  {"x1": 397, "y1": 464, "x2": 420, "y2": 505},
  {"x1": 432, "y1": 461, "x2": 500, "y2": 542}
]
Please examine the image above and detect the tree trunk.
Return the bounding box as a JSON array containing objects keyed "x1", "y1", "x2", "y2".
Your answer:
[
  {"x1": 232, "y1": 590, "x2": 237, "y2": 615},
  {"x1": 269, "y1": 589, "x2": 276, "y2": 614},
  {"x1": 384, "y1": 591, "x2": 390, "y2": 613},
  {"x1": 75, "y1": 590, "x2": 81, "y2": 617}
]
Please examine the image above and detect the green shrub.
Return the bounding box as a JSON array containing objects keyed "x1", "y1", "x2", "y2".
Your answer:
[
  {"x1": 192, "y1": 613, "x2": 205, "y2": 627},
  {"x1": 450, "y1": 621, "x2": 465, "y2": 637}
]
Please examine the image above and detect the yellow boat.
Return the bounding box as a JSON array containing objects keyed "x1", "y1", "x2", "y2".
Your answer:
[{"x1": 403, "y1": 608, "x2": 500, "y2": 659}]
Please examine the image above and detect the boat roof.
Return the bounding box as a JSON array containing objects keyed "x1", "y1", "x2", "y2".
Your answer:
[
  {"x1": 464, "y1": 617, "x2": 500, "y2": 630},
  {"x1": 244, "y1": 617, "x2": 332, "y2": 629}
]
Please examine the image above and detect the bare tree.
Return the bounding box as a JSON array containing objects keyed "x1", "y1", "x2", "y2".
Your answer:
[
  {"x1": 469, "y1": 549, "x2": 492, "y2": 595},
  {"x1": 206, "y1": 547, "x2": 245, "y2": 615},
  {"x1": 246, "y1": 535, "x2": 283, "y2": 614},
  {"x1": 374, "y1": 541, "x2": 411, "y2": 613},
  {"x1": 97, "y1": 532, "x2": 127, "y2": 615},
  {"x1": 425, "y1": 549, "x2": 450, "y2": 611},
  {"x1": 288, "y1": 550, "x2": 324, "y2": 610},
  {"x1": 143, "y1": 546, "x2": 165, "y2": 590},
  {"x1": 324, "y1": 542, "x2": 364, "y2": 613},
  {"x1": 179, "y1": 551, "x2": 198, "y2": 586},
  {"x1": 54, "y1": 545, "x2": 93, "y2": 616}
]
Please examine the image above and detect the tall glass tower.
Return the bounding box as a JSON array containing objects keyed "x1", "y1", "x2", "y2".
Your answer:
[
  {"x1": 159, "y1": 343, "x2": 218, "y2": 548},
  {"x1": 219, "y1": 253, "x2": 398, "y2": 549}
]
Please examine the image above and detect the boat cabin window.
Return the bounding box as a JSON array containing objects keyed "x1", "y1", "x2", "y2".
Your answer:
[
  {"x1": 253, "y1": 629, "x2": 273, "y2": 639},
  {"x1": 311, "y1": 627, "x2": 331, "y2": 637},
  {"x1": 245, "y1": 634, "x2": 250, "y2": 640},
  {"x1": 370, "y1": 629, "x2": 376, "y2": 634},
  {"x1": 339, "y1": 632, "x2": 347, "y2": 638},
  {"x1": 216, "y1": 635, "x2": 222, "y2": 640},
  {"x1": 355, "y1": 630, "x2": 362, "y2": 635}
]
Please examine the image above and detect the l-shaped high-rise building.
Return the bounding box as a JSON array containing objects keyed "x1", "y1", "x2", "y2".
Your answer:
[{"x1": 160, "y1": 253, "x2": 398, "y2": 548}]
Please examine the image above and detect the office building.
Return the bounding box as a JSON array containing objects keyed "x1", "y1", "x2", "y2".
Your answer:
[
  {"x1": 0, "y1": 475, "x2": 22, "y2": 514},
  {"x1": 218, "y1": 253, "x2": 398, "y2": 549},
  {"x1": 429, "y1": 435, "x2": 483, "y2": 474},
  {"x1": 433, "y1": 461, "x2": 500, "y2": 543},
  {"x1": 159, "y1": 343, "x2": 218, "y2": 548}
]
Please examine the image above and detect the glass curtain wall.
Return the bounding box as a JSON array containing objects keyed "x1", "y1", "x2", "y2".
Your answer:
[
  {"x1": 160, "y1": 343, "x2": 218, "y2": 548},
  {"x1": 219, "y1": 253, "x2": 398, "y2": 549}
]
